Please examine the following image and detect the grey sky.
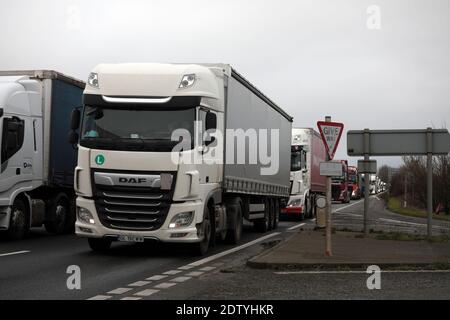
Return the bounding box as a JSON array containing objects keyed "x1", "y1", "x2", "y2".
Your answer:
[{"x1": 1, "y1": 0, "x2": 449, "y2": 167}]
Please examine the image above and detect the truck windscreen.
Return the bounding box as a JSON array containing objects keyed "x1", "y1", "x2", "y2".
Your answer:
[{"x1": 79, "y1": 106, "x2": 195, "y2": 152}]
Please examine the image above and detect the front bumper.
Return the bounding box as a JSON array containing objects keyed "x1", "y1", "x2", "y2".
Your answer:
[{"x1": 75, "y1": 197, "x2": 204, "y2": 243}]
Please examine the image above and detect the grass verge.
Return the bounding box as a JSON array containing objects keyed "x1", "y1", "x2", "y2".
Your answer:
[{"x1": 387, "y1": 197, "x2": 450, "y2": 222}]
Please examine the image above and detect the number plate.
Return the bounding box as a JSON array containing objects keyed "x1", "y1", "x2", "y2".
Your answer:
[{"x1": 118, "y1": 235, "x2": 144, "y2": 243}]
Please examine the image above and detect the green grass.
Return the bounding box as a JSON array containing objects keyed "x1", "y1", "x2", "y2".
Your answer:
[
  {"x1": 374, "y1": 231, "x2": 450, "y2": 243},
  {"x1": 387, "y1": 197, "x2": 450, "y2": 222}
]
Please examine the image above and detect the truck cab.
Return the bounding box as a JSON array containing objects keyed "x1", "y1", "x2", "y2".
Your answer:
[
  {"x1": 348, "y1": 166, "x2": 361, "y2": 200},
  {"x1": 331, "y1": 160, "x2": 350, "y2": 203}
]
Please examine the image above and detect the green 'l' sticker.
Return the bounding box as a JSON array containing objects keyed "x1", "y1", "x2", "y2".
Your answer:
[{"x1": 95, "y1": 154, "x2": 105, "y2": 165}]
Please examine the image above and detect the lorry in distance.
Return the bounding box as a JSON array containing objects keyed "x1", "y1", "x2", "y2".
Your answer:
[
  {"x1": 331, "y1": 160, "x2": 350, "y2": 203},
  {"x1": 281, "y1": 128, "x2": 326, "y2": 219},
  {"x1": 70, "y1": 63, "x2": 292, "y2": 255},
  {"x1": 347, "y1": 165, "x2": 361, "y2": 200},
  {"x1": 0, "y1": 70, "x2": 84, "y2": 239}
]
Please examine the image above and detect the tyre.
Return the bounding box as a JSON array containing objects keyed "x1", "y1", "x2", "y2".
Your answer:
[
  {"x1": 4, "y1": 198, "x2": 29, "y2": 240},
  {"x1": 192, "y1": 206, "x2": 212, "y2": 256},
  {"x1": 253, "y1": 199, "x2": 270, "y2": 233},
  {"x1": 305, "y1": 195, "x2": 313, "y2": 219},
  {"x1": 272, "y1": 199, "x2": 280, "y2": 230},
  {"x1": 225, "y1": 200, "x2": 243, "y2": 244},
  {"x1": 45, "y1": 193, "x2": 72, "y2": 234},
  {"x1": 88, "y1": 238, "x2": 112, "y2": 252}
]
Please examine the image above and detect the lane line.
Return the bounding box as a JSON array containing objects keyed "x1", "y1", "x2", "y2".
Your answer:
[
  {"x1": 128, "y1": 280, "x2": 151, "y2": 287},
  {"x1": 171, "y1": 276, "x2": 192, "y2": 283},
  {"x1": 186, "y1": 271, "x2": 204, "y2": 277},
  {"x1": 287, "y1": 223, "x2": 305, "y2": 231},
  {"x1": 134, "y1": 289, "x2": 159, "y2": 297},
  {"x1": 187, "y1": 232, "x2": 281, "y2": 267},
  {"x1": 163, "y1": 270, "x2": 182, "y2": 275},
  {"x1": 121, "y1": 297, "x2": 142, "y2": 300},
  {"x1": 154, "y1": 282, "x2": 177, "y2": 289},
  {"x1": 199, "y1": 266, "x2": 216, "y2": 272},
  {"x1": 333, "y1": 199, "x2": 365, "y2": 213},
  {"x1": 88, "y1": 295, "x2": 112, "y2": 300},
  {"x1": 275, "y1": 270, "x2": 450, "y2": 275},
  {"x1": 178, "y1": 265, "x2": 195, "y2": 270},
  {"x1": 0, "y1": 250, "x2": 30, "y2": 257},
  {"x1": 108, "y1": 287, "x2": 133, "y2": 295},
  {"x1": 146, "y1": 275, "x2": 168, "y2": 281}
]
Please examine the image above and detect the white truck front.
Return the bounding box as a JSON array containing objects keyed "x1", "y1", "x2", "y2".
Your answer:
[{"x1": 72, "y1": 63, "x2": 227, "y2": 254}]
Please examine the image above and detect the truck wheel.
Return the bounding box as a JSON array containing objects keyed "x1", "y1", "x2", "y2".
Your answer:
[
  {"x1": 225, "y1": 202, "x2": 243, "y2": 244},
  {"x1": 272, "y1": 199, "x2": 280, "y2": 230},
  {"x1": 254, "y1": 199, "x2": 270, "y2": 233},
  {"x1": 88, "y1": 238, "x2": 112, "y2": 252},
  {"x1": 44, "y1": 193, "x2": 71, "y2": 234},
  {"x1": 192, "y1": 206, "x2": 212, "y2": 256},
  {"x1": 5, "y1": 198, "x2": 29, "y2": 240}
]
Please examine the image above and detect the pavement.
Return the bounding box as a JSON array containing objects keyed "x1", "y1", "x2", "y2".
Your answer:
[{"x1": 248, "y1": 229, "x2": 450, "y2": 269}]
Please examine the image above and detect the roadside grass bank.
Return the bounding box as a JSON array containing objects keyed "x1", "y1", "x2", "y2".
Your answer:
[{"x1": 387, "y1": 197, "x2": 450, "y2": 222}]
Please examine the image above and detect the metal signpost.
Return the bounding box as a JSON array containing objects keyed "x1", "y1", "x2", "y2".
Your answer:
[
  {"x1": 347, "y1": 128, "x2": 450, "y2": 238},
  {"x1": 317, "y1": 117, "x2": 344, "y2": 256}
]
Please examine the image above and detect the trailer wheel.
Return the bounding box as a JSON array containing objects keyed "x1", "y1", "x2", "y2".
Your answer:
[
  {"x1": 88, "y1": 238, "x2": 112, "y2": 252},
  {"x1": 192, "y1": 206, "x2": 212, "y2": 256},
  {"x1": 254, "y1": 199, "x2": 271, "y2": 233},
  {"x1": 272, "y1": 199, "x2": 280, "y2": 230},
  {"x1": 44, "y1": 193, "x2": 71, "y2": 234},
  {"x1": 225, "y1": 201, "x2": 243, "y2": 244},
  {"x1": 4, "y1": 198, "x2": 29, "y2": 240}
]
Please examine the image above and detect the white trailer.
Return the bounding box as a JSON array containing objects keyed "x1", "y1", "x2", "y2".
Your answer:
[
  {"x1": 70, "y1": 63, "x2": 292, "y2": 255},
  {"x1": 0, "y1": 70, "x2": 84, "y2": 239}
]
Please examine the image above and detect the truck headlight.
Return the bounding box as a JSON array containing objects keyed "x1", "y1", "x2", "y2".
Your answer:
[
  {"x1": 288, "y1": 198, "x2": 302, "y2": 207},
  {"x1": 169, "y1": 211, "x2": 194, "y2": 228},
  {"x1": 77, "y1": 207, "x2": 95, "y2": 224},
  {"x1": 88, "y1": 72, "x2": 99, "y2": 88},
  {"x1": 179, "y1": 74, "x2": 195, "y2": 88}
]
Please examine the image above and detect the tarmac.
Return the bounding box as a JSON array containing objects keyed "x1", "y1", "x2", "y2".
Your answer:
[{"x1": 248, "y1": 229, "x2": 450, "y2": 270}]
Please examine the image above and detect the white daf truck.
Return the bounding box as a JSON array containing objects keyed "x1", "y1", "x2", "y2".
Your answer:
[
  {"x1": 282, "y1": 128, "x2": 326, "y2": 219},
  {"x1": 70, "y1": 63, "x2": 292, "y2": 254},
  {"x1": 0, "y1": 70, "x2": 84, "y2": 239}
]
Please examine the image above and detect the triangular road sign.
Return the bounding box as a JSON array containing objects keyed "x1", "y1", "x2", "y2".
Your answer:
[{"x1": 317, "y1": 121, "x2": 344, "y2": 160}]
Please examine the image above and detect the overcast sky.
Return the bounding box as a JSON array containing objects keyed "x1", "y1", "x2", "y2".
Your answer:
[{"x1": 1, "y1": 0, "x2": 449, "y2": 167}]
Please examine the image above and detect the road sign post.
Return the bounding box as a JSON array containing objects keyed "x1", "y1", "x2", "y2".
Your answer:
[
  {"x1": 347, "y1": 128, "x2": 450, "y2": 238},
  {"x1": 317, "y1": 117, "x2": 344, "y2": 257}
]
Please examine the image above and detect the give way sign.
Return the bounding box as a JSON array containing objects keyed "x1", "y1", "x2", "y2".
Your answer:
[{"x1": 317, "y1": 121, "x2": 344, "y2": 160}]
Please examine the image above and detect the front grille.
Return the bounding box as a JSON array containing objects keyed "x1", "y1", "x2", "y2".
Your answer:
[
  {"x1": 92, "y1": 171, "x2": 175, "y2": 231},
  {"x1": 331, "y1": 185, "x2": 341, "y2": 200}
]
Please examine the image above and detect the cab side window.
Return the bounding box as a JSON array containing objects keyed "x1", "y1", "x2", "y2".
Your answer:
[{"x1": 1, "y1": 117, "x2": 25, "y2": 164}]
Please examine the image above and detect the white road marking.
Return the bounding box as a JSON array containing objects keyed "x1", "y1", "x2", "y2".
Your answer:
[
  {"x1": 128, "y1": 280, "x2": 150, "y2": 287},
  {"x1": 108, "y1": 287, "x2": 133, "y2": 295},
  {"x1": 188, "y1": 232, "x2": 281, "y2": 267},
  {"x1": 121, "y1": 297, "x2": 142, "y2": 300},
  {"x1": 275, "y1": 270, "x2": 450, "y2": 275},
  {"x1": 163, "y1": 270, "x2": 182, "y2": 275},
  {"x1": 171, "y1": 276, "x2": 192, "y2": 283},
  {"x1": 199, "y1": 266, "x2": 216, "y2": 272},
  {"x1": 287, "y1": 223, "x2": 305, "y2": 231},
  {"x1": 0, "y1": 250, "x2": 30, "y2": 257},
  {"x1": 378, "y1": 218, "x2": 426, "y2": 227},
  {"x1": 186, "y1": 271, "x2": 204, "y2": 277},
  {"x1": 337, "y1": 212, "x2": 362, "y2": 218},
  {"x1": 178, "y1": 265, "x2": 195, "y2": 270},
  {"x1": 333, "y1": 199, "x2": 364, "y2": 213},
  {"x1": 134, "y1": 289, "x2": 159, "y2": 297},
  {"x1": 146, "y1": 275, "x2": 168, "y2": 281},
  {"x1": 88, "y1": 295, "x2": 112, "y2": 300},
  {"x1": 154, "y1": 282, "x2": 177, "y2": 289}
]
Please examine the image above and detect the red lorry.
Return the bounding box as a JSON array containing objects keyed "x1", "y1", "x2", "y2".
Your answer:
[
  {"x1": 348, "y1": 166, "x2": 361, "y2": 200},
  {"x1": 331, "y1": 160, "x2": 350, "y2": 203}
]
